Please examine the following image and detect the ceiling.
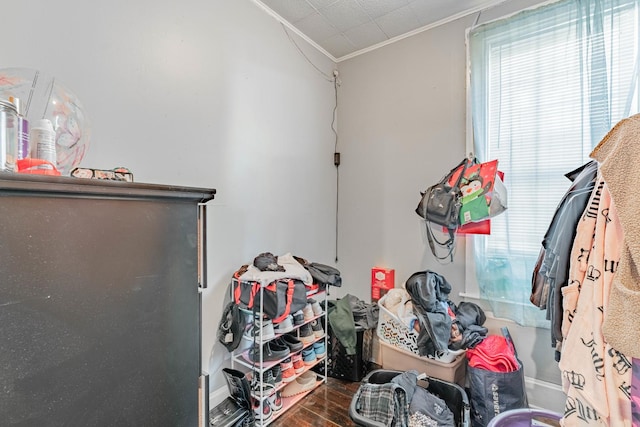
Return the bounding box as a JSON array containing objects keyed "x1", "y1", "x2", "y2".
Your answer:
[{"x1": 254, "y1": 0, "x2": 505, "y2": 61}]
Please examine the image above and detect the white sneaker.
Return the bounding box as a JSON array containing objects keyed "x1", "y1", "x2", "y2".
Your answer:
[
  {"x1": 273, "y1": 315, "x2": 294, "y2": 334},
  {"x1": 252, "y1": 398, "x2": 273, "y2": 422},
  {"x1": 302, "y1": 303, "x2": 315, "y2": 321},
  {"x1": 243, "y1": 319, "x2": 275, "y2": 341},
  {"x1": 308, "y1": 299, "x2": 323, "y2": 316}
]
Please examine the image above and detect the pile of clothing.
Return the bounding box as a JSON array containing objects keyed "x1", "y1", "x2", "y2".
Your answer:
[
  {"x1": 325, "y1": 294, "x2": 378, "y2": 356},
  {"x1": 217, "y1": 252, "x2": 342, "y2": 353},
  {"x1": 380, "y1": 270, "x2": 488, "y2": 357},
  {"x1": 466, "y1": 335, "x2": 519, "y2": 373},
  {"x1": 353, "y1": 370, "x2": 455, "y2": 427}
]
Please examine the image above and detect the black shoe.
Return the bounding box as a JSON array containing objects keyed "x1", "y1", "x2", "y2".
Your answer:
[
  {"x1": 222, "y1": 368, "x2": 253, "y2": 411},
  {"x1": 248, "y1": 341, "x2": 290, "y2": 362},
  {"x1": 275, "y1": 335, "x2": 303, "y2": 353},
  {"x1": 292, "y1": 310, "x2": 305, "y2": 326}
]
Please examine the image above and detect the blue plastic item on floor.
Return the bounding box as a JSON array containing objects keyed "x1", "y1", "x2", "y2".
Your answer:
[{"x1": 486, "y1": 408, "x2": 562, "y2": 427}]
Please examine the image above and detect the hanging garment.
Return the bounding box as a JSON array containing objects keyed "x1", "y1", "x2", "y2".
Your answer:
[
  {"x1": 558, "y1": 177, "x2": 631, "y2": 426},
  {"x1": 632, "y1": 359, "x2": 640, "y2": 426},
  {"x1": 531, "y1": 161, "x2": 597, "y2": 306},
  {"x1": 590, "y1": 113, "x2": 640, "y2": 359},
  {"x1": 530, "y1": 161, "x2": 597, "y2": 359}
]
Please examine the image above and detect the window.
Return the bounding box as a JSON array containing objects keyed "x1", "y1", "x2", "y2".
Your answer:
[{"x1": 468, "y1": 0, "x2": 640, "y2": 326}]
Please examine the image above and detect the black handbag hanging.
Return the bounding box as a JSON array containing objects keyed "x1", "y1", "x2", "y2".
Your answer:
[{"x1": 416, "y1": 157, "x2": 472, "y2": 262}]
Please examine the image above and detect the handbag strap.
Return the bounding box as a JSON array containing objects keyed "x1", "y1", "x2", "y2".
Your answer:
[
  {"x1": 425, "y1": 221, "x2": 457, "y2": 263},
  {"x1": 425, "y1": 157, "x2": 473, "y2": 263},
  {"x1": 440, "y1": 157, "x2": 470, "y2": 188}
]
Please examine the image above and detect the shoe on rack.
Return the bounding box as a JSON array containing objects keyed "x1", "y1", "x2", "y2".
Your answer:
[
  {"x1": 298, "y1": 323, "x2": 315, "y2": 345},
  {"x1": 250, "y1": 370, "x2": 276, "y2": 395},
  {"x1": 275, "y1": 335, "x2": 303, "y2": 353},
  {"x1": 270, "y1": 364, "x2": 282, "y2": 386},
  {"x1": 292, "y1": 310, "x2": 305, "y2": 326},
  {"x1": 243, "y1": 319, "x2": 275, "y2": 341},
  {"x1": 313, "y1": 341, "x2": 326, "y2": 360},
  {"x1": 281, "y1": 371, "x2": 318, "y2": 398},
  {"x1": 268, "y1": 390, "x2": 283, "y2": 412},
  {"x1": 291, "y1": 352, "x2": 305, "y2": 373},
  {"x1": 252, "y1": 398, "x2": 273, "y2": 423},
  {"x1": 302, "y1": 348, "x2": 316, "y2": 366},
  {"x1": 308, "y1": 299, "x2": 323, "y2": 316},
  {"x1": 302, "y1": 303, "x2": 315, "y2": 321},
  {"x1": 281, "y1": 358, "x2": 296, "y2": 383},
  {"x1": 273, "y1": 315, "x2": 294, "y2": 334},
  {"x1": 248, "y1": 341, "x2": 290, "y2": 363},
  {"x1": 310, "y1": 319, "x2": 324, "y2": 339}
]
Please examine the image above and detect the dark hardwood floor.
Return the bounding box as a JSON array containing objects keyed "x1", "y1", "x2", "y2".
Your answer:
[{"x1": 270, "y1": 376, "x2": 362, "y2": 427}]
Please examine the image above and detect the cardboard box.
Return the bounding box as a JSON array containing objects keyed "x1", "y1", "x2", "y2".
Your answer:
[{"x1": 371, "y1": 267, "x2": 394, "y2": 302}]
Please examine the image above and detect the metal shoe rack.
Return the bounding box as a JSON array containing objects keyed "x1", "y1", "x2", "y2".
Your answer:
[{"x1": 230, "y1": 279, "x2": 328, "y2": 426}]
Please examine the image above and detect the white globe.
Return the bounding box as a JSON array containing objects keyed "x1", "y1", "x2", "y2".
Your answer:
[{"x1": 0, "y1": 67, "x2": 90, "y2": 175}]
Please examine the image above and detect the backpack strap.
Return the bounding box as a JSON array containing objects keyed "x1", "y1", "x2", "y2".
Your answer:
[{"x1": 271, "y1": 279, "x2": 295, "y2": 324}]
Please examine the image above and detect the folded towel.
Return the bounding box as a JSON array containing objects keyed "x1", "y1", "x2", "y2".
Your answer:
[{"x1": 466, "y1": 335, "x2": 519, "y2": 372}]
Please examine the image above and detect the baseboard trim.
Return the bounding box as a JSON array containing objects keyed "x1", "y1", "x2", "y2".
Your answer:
[
  {"x1": 209, "y1": 385, "x2": 230, "y2": 410},
  {"x1": 525, "y1": 376, "x2": 565, "y2": 413}
]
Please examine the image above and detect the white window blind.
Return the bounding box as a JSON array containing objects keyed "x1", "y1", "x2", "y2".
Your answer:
[{"x1": 468, "y1": 0, "x2": 639, "y2": 326}]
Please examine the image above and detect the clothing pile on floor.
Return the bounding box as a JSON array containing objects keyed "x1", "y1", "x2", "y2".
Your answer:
[
  {"x1": 353, "y1": 370, "x2": 455, "y2": 427},
  {"x1": 380, "y1": 270, "x2": 488, "y2": 358}
]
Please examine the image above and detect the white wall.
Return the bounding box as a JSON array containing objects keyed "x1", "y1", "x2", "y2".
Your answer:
[
  {"x1": 2, "y1": 0, "x2": 337, "y2": 395},
  {"x1": 335, "y1": 0, "x2": 564, "y2": 411}
]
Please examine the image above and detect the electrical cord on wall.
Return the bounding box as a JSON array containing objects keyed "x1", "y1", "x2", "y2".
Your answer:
[
  {"x1": 332, "y1": 74, "x2": 340, "y2": 263},
  {"x1": 282, "y1": 22, "x2": 342, "y2": 264},
  {"x1": 282, "y1": 24, "x2": 334, "y2": 82}
]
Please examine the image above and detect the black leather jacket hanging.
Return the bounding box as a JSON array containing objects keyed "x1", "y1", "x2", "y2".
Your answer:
[{"x1": 404, "y1": 270, "x2": 453, "y2": 357}]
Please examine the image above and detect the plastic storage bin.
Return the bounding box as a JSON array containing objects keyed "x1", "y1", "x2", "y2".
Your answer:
[
  {"x1": 349, "y1": 369, "x2": 470, "y2": 427},
  {"x1": 380, "y1": 340, "x2": 467, "y2": 386},
  {"x1": 486, "y1": 408, "x2": 562, "y2": 427},
  {"x1": 324, "y1": 325, "x2": 369, "y2": 382}
]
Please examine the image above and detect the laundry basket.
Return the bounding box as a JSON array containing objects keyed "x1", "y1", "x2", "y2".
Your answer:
[
  {"x1": 376, "y1": 292, "x2": 464, "y2": 363},
  {"x1": 349, "y1": 369, "x2": 470, "y2": 427},
  {"x1": 486, "y1": 408, "x2": 562, "y2": 427}
]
